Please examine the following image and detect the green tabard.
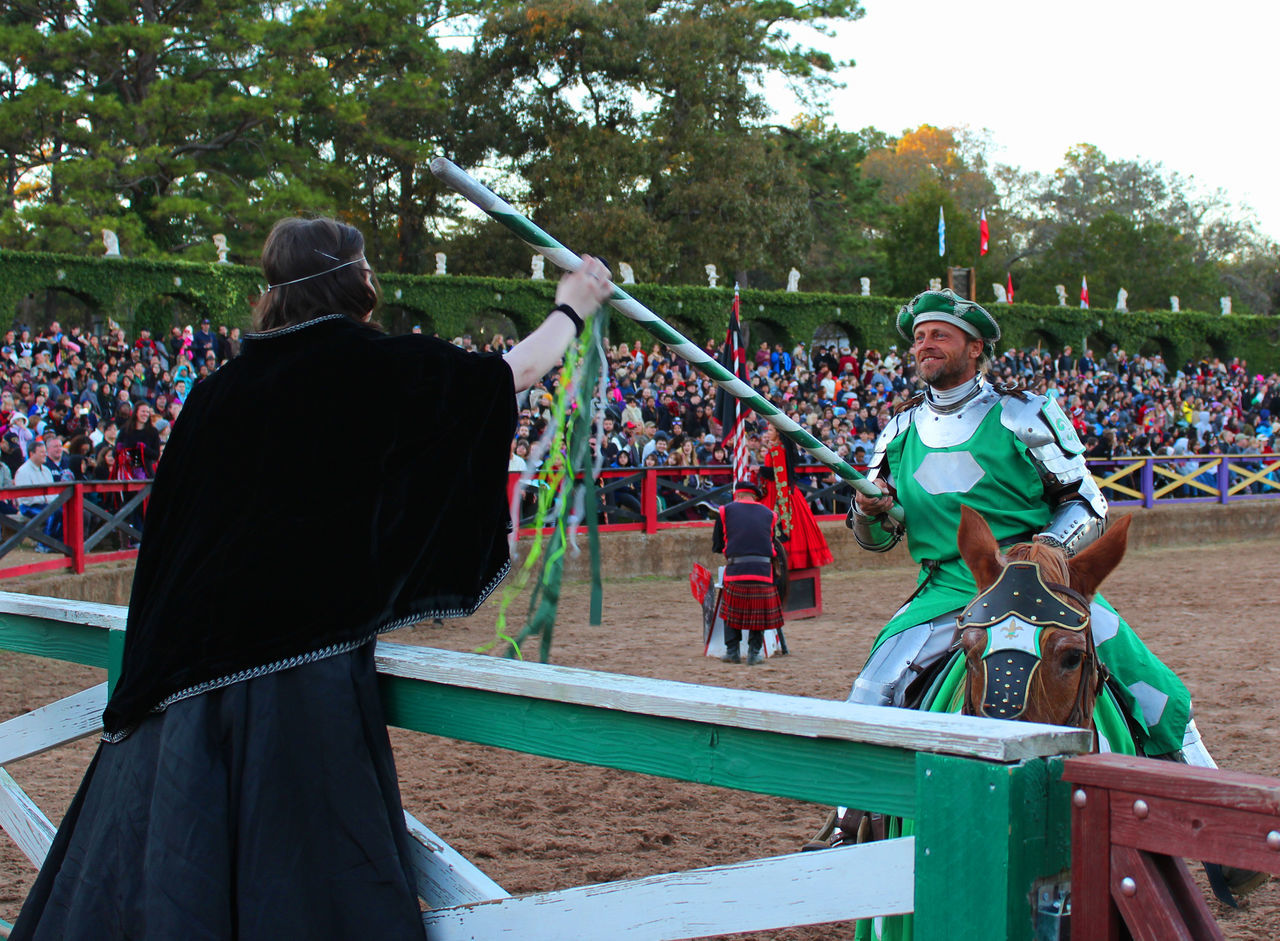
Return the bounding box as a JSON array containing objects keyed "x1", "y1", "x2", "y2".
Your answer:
[{"x1": 867, "y1": 398, "x2": 1189, "y2": 756}]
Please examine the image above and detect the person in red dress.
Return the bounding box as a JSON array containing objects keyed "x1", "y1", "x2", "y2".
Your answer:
[{"x1": 759, "y1": 424, "x2": 833, "y2": 570}]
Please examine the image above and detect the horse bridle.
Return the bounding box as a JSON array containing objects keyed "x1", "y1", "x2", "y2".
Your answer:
[{"x1": 956, "y1": 562, "x2": 1101, "y2": 728}]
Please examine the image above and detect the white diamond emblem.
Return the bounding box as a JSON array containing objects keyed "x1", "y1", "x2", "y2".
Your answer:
[{"x1": 912, "y1": 451, "x2": 985, "y2": 494}]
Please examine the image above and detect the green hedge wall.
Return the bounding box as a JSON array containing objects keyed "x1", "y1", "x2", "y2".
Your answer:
[{"x1": 3, "y1": 249, "x2": 1277, "y2": 370}]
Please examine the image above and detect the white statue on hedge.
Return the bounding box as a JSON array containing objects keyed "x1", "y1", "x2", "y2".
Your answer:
[
  {"x1": 1170, "y1": 296, "x2": 1180, "y2": 312},
  {"x1": 102, "y1": 229, "x2": 120, "y2": 257},
  {"x1": 1220, "y1": 296, "x2": 1231, "y2": 316},
  {"x1": 1116, "y1": 288, "x2": 1128, "y2": 312},
  {"x1": 705, "y1": 264, "x2": 718, "y2": 288},
  {"x1": 992, "y1": 283, "x2": 1008, "y2": 304},
  {"x1": 619, "y1": 262, "x2": 636, "y2": 284},
  {"x1": 531, "y1": 254, "x2": 545, "y2": 280},
  {"x1": 859, "y1": 277, "x2": 870, "y2": 296},
  {"x1": 1055, "y1": 285, "x2": 1067, "y2": 306},
  {"x1": 434, "y1": 252, "x2": 447, "y2": 276},
  {"x1": 786, "y1": 268, "x2": 800, "y2": 292},
  {"x1": 213, "y1": 233, "x2": 229, "y2": 264}
]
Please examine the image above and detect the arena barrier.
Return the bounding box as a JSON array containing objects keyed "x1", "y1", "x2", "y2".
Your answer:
[
  {"x1": 0, "y1": 481, "x2": 150, "y2": 579},
  {"x1": 1064, "y1": 754, "x2": 1280, "y2": 940},
  {"x1": 510, "y1": 453, "x2": 1280, "y2": 534},
  {"x1": 0, "y1": 592, "x2": 1093, "y2": 940}
]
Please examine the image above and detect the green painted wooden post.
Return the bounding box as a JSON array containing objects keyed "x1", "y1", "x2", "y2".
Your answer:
[{"x1": 913, "y1": 753, "x2": 1073, "y2": 941}]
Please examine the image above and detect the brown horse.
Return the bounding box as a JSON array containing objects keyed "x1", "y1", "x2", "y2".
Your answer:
[
  {"x1": 954, "y1": 504, "x2": 1132, "y2": 737},
  {"x1": 954, "y1": 505, "x2": 1267, "y2": 904},
  {"x1": 804, "y1": 507, "x2": 1135, "y2": 852}
]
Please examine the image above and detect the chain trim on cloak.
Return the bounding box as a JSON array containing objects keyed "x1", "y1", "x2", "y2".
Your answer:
[
  {"x1": 101, "y1": 558, "x2": 511, "y2": 744},
  {"x1": 242, "y1": 312, "x2": 349, "y2": 340}
]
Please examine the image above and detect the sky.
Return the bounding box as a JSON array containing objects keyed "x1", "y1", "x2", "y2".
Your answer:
[{"x1": 769, "y1": 0, "x2": 1280, "y2": 240}]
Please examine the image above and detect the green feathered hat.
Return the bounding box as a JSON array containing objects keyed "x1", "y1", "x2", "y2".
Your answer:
[{"x1": 895, "y1": 289, "x2": 1000, "y2": 350}]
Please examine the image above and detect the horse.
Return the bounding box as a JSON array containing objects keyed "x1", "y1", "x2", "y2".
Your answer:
[
  {"x1": 952, "y1": 503, "x2": 1130, "y2": 739},
  {"x1": 841, "y1": 506, "x2": 1261, "y2": 940},
  {"x1": 808, "y1": 507, "x2": 1134, "y2": 853}
]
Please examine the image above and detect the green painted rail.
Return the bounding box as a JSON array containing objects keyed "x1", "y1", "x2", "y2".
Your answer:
[{"x1": 0, "y1": 594, "x2": 1090, "y2": 940}]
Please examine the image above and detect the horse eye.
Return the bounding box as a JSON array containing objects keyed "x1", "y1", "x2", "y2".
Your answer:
[{"x1": 1060, "y1": 649, "x2": 1083, "y2": 671}]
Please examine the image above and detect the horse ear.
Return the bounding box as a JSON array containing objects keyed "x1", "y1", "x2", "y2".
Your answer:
[
  {"x1": 957, "y1": 504, "x2": 1004, "y2": 591},
  {"x1": 1068, "y1": 514, "x2": 1132, "y2": 599}
]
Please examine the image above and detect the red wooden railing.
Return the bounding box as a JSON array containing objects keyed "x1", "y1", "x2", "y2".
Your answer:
[
  {"x1": 0, "y1": 480, "x2": 151, "y2": 579},
  {"x1": 507, "y1": 454, "x2": 1280, "y2": 536},
  {"x1": 1064, "y1": 753, "x2": 1280, "y2": 940}
]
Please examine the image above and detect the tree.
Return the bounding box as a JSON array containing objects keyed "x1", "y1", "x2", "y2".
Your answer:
[
  {"x1": 1003, "y1": 143, "x2": 1272, "y2": 312},
  {"x1": 881, "y1": 181, "x2": 978, "y2": 297},
  {"x1": 457, "y1": 0, "x2": 865, "y2": 284},
  {"x1": 1013, "y1": 212, "x2": 1227, "y2": 314},
  {"x1": 0, "y1": 0, "x2": 277, "y2": 256},
  {"x1": 0, "y1": 0, "x2": 495, "y2": 267},
  {"x1": 779, "y1": 117, "x2": 888, "y2": 294},
  {"x1": 858, "y1": 125, "x2": 1000, "y2": 297}
]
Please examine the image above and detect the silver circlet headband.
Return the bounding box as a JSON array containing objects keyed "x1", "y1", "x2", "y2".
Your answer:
[{"x1": 265, "y1": 250, "x2": 367, "y2": 292}]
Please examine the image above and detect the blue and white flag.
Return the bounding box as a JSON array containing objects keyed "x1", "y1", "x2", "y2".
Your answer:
[{"x1": 937, "y1": 207, "x2": 946, "y2": 257}]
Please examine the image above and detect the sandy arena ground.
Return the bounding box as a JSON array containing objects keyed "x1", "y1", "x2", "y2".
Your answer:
[{"x1": 2, "y1": 536, "x2": 1279, "y2": 938}]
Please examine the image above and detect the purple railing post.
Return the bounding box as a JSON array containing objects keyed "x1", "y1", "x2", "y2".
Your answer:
[
  {"x1": 1217, "y1": 457, "x2": 1231, "y2": 504},
  {"x1": 1141, "y1": 458, "x2": 1155, "y2": 509}
]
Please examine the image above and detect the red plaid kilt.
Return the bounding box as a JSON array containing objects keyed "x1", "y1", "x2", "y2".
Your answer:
[{"x1": 720, "y1": 580, "x2": 784, "y2": 632}]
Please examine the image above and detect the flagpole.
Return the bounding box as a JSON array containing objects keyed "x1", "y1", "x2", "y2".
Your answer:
[
  {"x1": 729, "y1": 284, "x2": 748, "y2": 484},
  {"x1": 430, "y1": 157, "x2": 901, "y2": 520}
]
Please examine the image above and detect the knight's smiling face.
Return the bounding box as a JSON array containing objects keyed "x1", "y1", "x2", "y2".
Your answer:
[{"x1": 911, "y1": 320, "x2": 982, "y2": 390}]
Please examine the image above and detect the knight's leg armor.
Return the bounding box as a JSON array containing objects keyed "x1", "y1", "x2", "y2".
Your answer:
[
  {"x1": 847, "y1": 613, "x2": 959, "y2": 707},
  {"x1": 1177, "y1": 716, "x2": 1218, "y2": 769}
]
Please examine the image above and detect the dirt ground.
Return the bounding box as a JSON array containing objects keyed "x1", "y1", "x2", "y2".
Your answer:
[{"x1": 3, "y1": 536, "x2": 1279, "y2": 938}]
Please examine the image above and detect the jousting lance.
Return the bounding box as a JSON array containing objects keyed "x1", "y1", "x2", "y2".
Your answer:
[{"x1": 429, "y1": 156, "x2": 905, "y2": 524}]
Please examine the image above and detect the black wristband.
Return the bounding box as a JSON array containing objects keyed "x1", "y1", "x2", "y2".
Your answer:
[{"x1": 551, "y1": 302, "x2": 584, "y2": 337}]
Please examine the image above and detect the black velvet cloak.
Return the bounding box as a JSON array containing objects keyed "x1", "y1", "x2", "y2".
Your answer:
[{"x1": 102, "y1": 314, "x2": 516, "y2": 738}]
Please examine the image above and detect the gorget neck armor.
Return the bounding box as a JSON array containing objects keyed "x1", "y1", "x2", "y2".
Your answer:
[
  {"x1": 913, "y1": 375, "x2": 1001, "y2": 447},
  {"x1": 925, "y1": 374, "x2": 982, "y2": 412}
]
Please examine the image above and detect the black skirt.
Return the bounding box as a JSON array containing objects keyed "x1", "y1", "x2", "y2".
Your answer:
[{"x1": 12, "y1": 643, "x2": 427, "y2": 941}]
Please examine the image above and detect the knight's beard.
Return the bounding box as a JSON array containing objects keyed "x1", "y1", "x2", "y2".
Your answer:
[{"x1": 916, "y1": 351, "x2": 970, "y2": 389}]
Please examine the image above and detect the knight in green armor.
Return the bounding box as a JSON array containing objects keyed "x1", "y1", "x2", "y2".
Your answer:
[{"x1": 846, "y1": 289, "x2": 1213, "y2": 766}]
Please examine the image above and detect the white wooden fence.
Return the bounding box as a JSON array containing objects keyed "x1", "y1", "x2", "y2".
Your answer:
[{"x1": 0, "y1": 593, "x2": 1091, "y2": 940}]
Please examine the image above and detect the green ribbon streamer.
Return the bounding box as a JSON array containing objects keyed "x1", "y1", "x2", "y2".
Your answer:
[{"x1": 487, "y1": 306, "x2": 611, "y2": 661}]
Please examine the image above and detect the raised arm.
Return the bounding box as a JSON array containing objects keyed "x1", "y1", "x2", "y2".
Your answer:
[{"x1": 503, "y1": 256, "x2": 614, "y2": 392}]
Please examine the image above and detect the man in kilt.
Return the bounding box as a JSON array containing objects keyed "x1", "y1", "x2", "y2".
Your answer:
[{"x1": 712, "y1": 480, "x2": 785, "y2": 665}]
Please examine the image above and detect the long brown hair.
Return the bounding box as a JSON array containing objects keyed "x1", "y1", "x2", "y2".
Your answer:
[{"x1": 253, "y1": 218, "x2": 380, "y2": 332}]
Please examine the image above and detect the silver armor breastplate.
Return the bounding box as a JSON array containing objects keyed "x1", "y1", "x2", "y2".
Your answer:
[{"x1": 909, "y1": 382, "x2": 1002, "y2": 448}]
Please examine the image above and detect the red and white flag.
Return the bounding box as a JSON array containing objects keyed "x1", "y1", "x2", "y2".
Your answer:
[
  {"x1": 1080, "y1": 276, "x2": 1090, "y2": 309},
  {"x1": 1006, "y1": 271, "x2": 1014, "y2": 303},
  {"x1": 713, "y1": 286, "x2": 750, "y2": 483},
  {"x1": 979, "y1": 209, "x2": 989, "y2": 256}
]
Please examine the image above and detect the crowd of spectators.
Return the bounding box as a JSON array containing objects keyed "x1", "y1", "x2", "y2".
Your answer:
[
  {"x1": 498, "y1": 331, "x2": 1280, "y2": 507},
  {"x1": 1, "y1": 315, "x2": 1276, "y2": 510},
  {"x1": 0, "y1": 317, "x2": 241, "y2": 547},
  {"x1": 0, "y1": 317, "x2": 240, "y2": 487}
]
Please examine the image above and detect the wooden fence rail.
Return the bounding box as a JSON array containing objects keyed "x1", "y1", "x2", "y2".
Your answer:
[
  {"x1": 0, "y1": 481, "x2": 149, "y2": 579},
  {"x1": 1064, "y1": 754, "x2": 1280, "y2": 941},
  {"x1": 0, "y1": 592, "x2": 1092, "y2": 940},
  {"x1": 508, "y1": 453, "x2": 1280, "y2": 534}
]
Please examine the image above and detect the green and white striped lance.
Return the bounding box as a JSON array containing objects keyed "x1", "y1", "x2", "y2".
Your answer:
[{"x1": 430, "y1": 157, "x2": 903, "y2": 522}]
